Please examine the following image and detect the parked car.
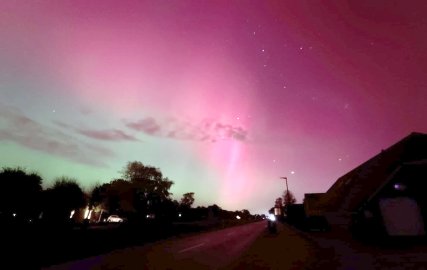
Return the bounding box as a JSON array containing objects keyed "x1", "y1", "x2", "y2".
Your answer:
[{"x1": 107, "y1": 215, "x2": 123, "y2": 223}]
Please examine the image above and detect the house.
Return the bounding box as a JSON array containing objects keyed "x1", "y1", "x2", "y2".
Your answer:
[
  {"x1": 303, "y1": 193, "x2": 325, "y2": 217},
  {"x1": 304, "y1": 132, "x2": 427, "y2": 237}
]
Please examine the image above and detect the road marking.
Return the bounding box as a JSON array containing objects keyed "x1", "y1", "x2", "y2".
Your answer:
[{"x1": 178, "y1": 243, "x2": 205, "y2": 253}]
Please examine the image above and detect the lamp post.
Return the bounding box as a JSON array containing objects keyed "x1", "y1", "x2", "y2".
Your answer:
[
  {"x1": 280, "y1": 176, "x2": 290, "y2": 218},
  {"x1": 280, "y1": 176, "x2": 289, "y2": 195}
]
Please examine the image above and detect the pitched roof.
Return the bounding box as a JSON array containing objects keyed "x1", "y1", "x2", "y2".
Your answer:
[
  {"x1": 318, "y1": 132, "x2": 427, "y2": 212},
  {"x1": 365, "y1": 160, "x2": 427, "y2": 205}
]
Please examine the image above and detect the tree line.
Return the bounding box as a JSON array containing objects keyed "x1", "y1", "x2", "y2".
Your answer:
[{"x1": 0, "y1": 161, "x2": 254, "y2": 226}]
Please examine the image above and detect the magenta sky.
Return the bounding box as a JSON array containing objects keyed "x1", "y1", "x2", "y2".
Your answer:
[{"x1": 1, "y1": 1, "x2": 426, "y2": 214}]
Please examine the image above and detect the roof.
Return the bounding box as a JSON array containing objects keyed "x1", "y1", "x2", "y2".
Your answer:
[
  {"x1": 364, "y1": 160, "x2": 427, "y2": 205},
  {"x1": 318, "y1": 132, "x2": 427, "y2": 212}
]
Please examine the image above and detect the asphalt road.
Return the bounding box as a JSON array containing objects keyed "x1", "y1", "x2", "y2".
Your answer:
[
  {"x1": 44, "y1": 220, "x2": 427, "y2": 270},
  {"x1": 45, "y1": 221, "x2": 269, "y2": 270}
]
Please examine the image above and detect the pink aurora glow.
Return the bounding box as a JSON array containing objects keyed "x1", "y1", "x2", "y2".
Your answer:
[{"x1": 1, "y1": 1, "x2": 426, "y2": 213}]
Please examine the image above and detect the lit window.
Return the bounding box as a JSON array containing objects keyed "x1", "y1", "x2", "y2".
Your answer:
[{"x1": 393, "y1": 183, "x2": 407, "y2": 191}]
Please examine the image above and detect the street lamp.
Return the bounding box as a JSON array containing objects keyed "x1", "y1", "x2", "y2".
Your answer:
[{"x1": 280, "y1": 176, "x2": 289, "y2": 195}]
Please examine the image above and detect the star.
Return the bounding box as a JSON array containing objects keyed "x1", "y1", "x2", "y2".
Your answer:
[
  {"x1": 290, "y1": 171, "x2": 295, "y2": 174},
  {"x1": 261, "y1": 49, "x2": 265, "y2": 53}
]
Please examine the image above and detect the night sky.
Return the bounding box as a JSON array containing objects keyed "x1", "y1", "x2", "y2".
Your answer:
[{"x1": 1, "y1": 1, "x2": 426, "y2": 214}]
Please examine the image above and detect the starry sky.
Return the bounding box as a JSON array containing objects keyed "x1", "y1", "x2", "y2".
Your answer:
[{"x1": 1, "y1": 1, "x2": 427, "y2": 214}]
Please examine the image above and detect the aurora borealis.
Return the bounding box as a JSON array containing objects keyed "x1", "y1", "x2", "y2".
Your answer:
[{"x1": 1, "y1": 1, "x2": 426, "y2": 214}]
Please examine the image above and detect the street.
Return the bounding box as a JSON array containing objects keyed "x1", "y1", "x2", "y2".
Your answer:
[
  {"x1": 45, "y1": 220, "x2": 427, "y2": 270},
  {"x1": 45, "y1": 221, "x2": 325, "y2": 270}
]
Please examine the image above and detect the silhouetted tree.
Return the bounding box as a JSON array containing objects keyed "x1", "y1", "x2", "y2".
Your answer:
[
  {"x1": 88, "y1": 162, "x2": 179, "y2": 222},
  {"x1": 90, "y1": 179, "x2": 135, "y2": 216},
  {"x1": 241, "y1": 209, "x2": 251, "y2": 219},
  {"x1": 158, "y1": 198, "x2": 179, "y2": 222},
  {"x1": 122, "y1": 161, "x2": 174, "y2": 220},
  {"x1": 90, "y1": 184, "x2": 105, "y2": 209},
  {"x1": 123, "y1": 161, "x2": 173, "y2": 199},
  {"x1": 275, "y1": 197, "x2": 283, "y2": 208},
  {"x1": 283, "y1": 190, "x2": 297, "y2": 207},
  {"x1": 209, "y1": 204, "x2": 221, "y2": 216},
  {"x1": 0, "y1": 167, "x2": 42, "y2": 222},
  {"x1": 108, "y1": 179, "x2": 135, "y2": 214},
  {"x1": 180, "y1": 192, "x2": 195, "y2": 208},
  {"x1": 42, "y1": 177, "x2": 86, "y2": 224}
]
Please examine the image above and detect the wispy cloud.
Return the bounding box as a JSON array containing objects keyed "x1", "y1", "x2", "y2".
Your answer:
[
  {"x1": 77, "y1": 129, "x2": 139, "y2": 141},
  {"x1": 212, "y1": 123, "x2": 248, "y2": 142},
  {"x1": 0, "y1": 105, "x2": 115, "y2": 166},
  {"x1": 53, "y1": 120, "x2": 139, "y2": 142},
  {"x1": 125, "y1": 117, "x2": 161, "y2": 135},
  {"x1": 126, "y1": 117, "x2": 248, "y2": 142}
]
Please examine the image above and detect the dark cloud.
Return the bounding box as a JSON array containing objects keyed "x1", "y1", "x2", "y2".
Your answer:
[
  {"x1": 0, "y1": 105, "x2": 115, "y2": 166},
  {"x1": 125, "y1": 117, "x2": 162, "y2": 135},
  {"x1": 126, "y1": 117, "x2": 248, "y2": 142},
  {"x1": 214, "y1": 123, "x2": 248, "y2": 141},
  {"x1": 77, "y1": 129, "x2": 139, "y2": 141}
]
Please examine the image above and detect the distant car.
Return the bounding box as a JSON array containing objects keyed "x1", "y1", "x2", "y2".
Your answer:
[{"x1": 107, "y1": 215, "x2": 123, "y2": 223}]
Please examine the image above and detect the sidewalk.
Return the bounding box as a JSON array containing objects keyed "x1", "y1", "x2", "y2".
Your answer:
[
  {"x1": 224, "y1": 222, "x2": 338, "y2": 270},
  {"x1": 285, "y1": 223, "x2": 427, "y2": 270}
]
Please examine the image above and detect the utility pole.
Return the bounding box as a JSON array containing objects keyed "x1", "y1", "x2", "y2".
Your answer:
[
  {"x1": 280, "y1": 176, "x2": 289, "y2": 195},
  {"x1": 279, "y1": 176, "x2": 289, "y2": 218}
]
